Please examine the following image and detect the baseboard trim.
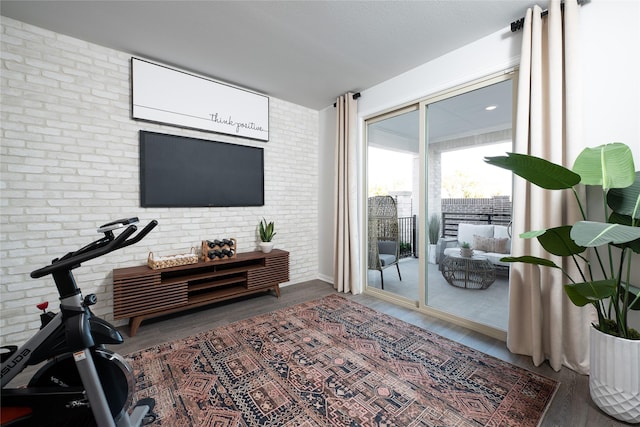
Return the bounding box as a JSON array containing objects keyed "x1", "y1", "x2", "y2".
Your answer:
[{"x1": 318, "y1": 273, "x2": 333, "y2": 284}]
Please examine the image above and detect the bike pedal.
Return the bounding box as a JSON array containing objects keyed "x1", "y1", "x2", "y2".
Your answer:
[
  {"x1": 135, "y1": 397, "x2": 156, "y2": 412},
  {"x1": 142, "y1": 412, "x2": 158, "y2": 425},
  {"x1": 0, "y1": 345, "x2": 18, "y2": 363},
  {"x1": 131, "y1": 397, "x2": 157, "y2": 425}
]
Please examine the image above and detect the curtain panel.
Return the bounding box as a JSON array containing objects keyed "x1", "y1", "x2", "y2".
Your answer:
[
  {"x1": 508, "y1": 0, "x2": 594, "y2": 374},
  {"x1": 334, "y1": 93, "x2": 361, "y2": 294}
]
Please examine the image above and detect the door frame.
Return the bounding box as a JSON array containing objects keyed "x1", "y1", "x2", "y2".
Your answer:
[{"x1": 362, "y1": 69, "x2": 516, "y2": 341}]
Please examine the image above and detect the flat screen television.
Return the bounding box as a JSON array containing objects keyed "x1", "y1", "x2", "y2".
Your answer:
[{"x1": 139, "y1": 131, "x2": 264, "y2": 207}]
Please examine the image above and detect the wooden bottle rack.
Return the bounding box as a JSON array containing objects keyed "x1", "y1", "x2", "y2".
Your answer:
[{"x1": 201, "y1": 238, "x2": 236, "y2": 262}]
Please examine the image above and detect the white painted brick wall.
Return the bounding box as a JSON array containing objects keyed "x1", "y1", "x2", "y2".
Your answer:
[{"x1": 0, "y1": 17, "x2": 320, "y2": 345}]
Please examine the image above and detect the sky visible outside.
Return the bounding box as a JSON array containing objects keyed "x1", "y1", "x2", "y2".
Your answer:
[
  {"x1": 368, "y1": 142, "x2": 513, "y2": 198},
  {"x1": 368, "y1": 147, "x2": 415, "y2": 195},
  {"x1": 441, "y1": 142, "x2": 512, "y2": 198}
]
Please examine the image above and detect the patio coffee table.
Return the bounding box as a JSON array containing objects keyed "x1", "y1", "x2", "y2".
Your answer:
[{"x1": 441, "y1": 253, "x2": 496, "y2": 289}]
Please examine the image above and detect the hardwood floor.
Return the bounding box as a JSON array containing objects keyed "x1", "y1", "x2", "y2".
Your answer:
[{"x1": 118, "y1": 280, "x2": 625, "y2": 427}]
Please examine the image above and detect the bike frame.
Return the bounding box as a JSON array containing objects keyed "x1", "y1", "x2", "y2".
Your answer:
[
  {"x1": 1, "y1": 219, "x2": 157, "y2": 427},
  {"x1": 1, "y1": 307, "x2": 63, "y2": 386}
]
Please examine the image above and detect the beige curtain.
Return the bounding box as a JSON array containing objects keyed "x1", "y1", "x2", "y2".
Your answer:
[
  {"x1": 508, "y1": 0, "x2": 594, "y2": 373},
  {"x1": 334, "y1": 92, "x2": 361, "y2": 294}
]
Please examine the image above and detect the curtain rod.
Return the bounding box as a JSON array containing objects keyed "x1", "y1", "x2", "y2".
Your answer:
[
  {"x1": 333, "y1": 92, "x2": 361, "y2": 108},
  {"x1": 510, "y1": 0, "x2": 589, "y2": 32}
]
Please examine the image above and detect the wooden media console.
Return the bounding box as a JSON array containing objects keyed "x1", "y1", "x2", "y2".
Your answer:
[{"x1": 113, "y1": 249, "x2": 289, "y2": 336}]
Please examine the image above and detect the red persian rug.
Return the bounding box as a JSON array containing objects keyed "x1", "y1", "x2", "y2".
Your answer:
[{"x1": 128, "y1": 295, "x2": 558, "y2": 426}]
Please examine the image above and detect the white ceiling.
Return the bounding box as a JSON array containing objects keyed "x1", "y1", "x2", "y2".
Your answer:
[
  {"x1": 369, "y1": 78, "x2": 513, "y2": 153},
  {"x1": 1, "y1": 0, "x2": 533, "y2": 111}
]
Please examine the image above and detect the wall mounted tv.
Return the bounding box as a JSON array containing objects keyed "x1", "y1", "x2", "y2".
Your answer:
[{"x1": 139, "y1": 131, "x2": 264, "y2": 207}]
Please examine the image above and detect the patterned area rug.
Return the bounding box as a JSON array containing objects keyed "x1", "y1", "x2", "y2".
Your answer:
[{"x1": 128, "y1": 295, "x2": 558, "y2": 426}]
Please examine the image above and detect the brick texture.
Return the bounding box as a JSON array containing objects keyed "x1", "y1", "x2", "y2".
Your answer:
[{"x1": 0, "y1": 17, "x2": 319, "y2": 345}]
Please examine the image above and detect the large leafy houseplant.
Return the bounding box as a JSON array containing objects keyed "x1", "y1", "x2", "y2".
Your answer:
[{"x1": 485, "y1": 142, "x2": 640, "y2": 340}]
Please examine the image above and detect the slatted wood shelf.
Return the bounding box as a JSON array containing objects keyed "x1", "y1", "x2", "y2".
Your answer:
[
  {"x1": 188, "y1": 285, "x2": 261, "y2": 305},
  {"x1": 113, "y1": 249, "x2": 289, "y2": 336},
  {"x1": 188, "y1": 276, "x2": 246, "y2": 292},
  {"x1": 161, "y1": 265, "x2": 262, "y2": 286}
]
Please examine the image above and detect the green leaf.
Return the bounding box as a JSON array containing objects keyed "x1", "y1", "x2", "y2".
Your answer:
[
  {"x1": 608, "y1": 212, "x2": 640, "y2": 254},
  {"x1": 609, "y1": 211, "x2": 635, "y2": 226},
  {"x1": 537, "y1": 225, "x2": 586, "y2": 256},
  {"x1": 564, "y1": 280, "x2": 617, "y2": 306},
  {"x1": 607, "y1": 171, "x2": 640, "y2": 219},
  {"x1": 563, "y1": 286, "x2": 592, "y2": 306},
  {"x1": 485, "y1": 153, "x2": 581, "y2": 190},
  {"x1": 259, "y1": 218, "x2": 276, "y2": 242},
  {"x1": 620, "y1": 284, "x2": 640, "y2": 310},
  {"x1": 573, "y1": 143, "x2": 636, "y2": 190},
  {"x1": 520, "y1": 229, "x2": 546, "y2": 239},
  {"x1": 570, "y1": 221, "x2": 640, "y2": 247},
  {"x1": 499, "y1": 255, "x2": 560, "y2": 268}
]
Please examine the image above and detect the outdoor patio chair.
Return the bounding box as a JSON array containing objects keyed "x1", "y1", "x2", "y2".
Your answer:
[{"x1": 368, "y1": 196, "x2": 402, "y2": 289}]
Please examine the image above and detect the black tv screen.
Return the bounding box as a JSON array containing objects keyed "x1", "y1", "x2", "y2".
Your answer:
[{"x1": 139, "y1": 131, "x2": 264, "y2": 207}]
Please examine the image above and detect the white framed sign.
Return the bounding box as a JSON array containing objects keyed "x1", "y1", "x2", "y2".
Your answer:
[{"x1": 131, "y1": 58, "x2": 269, "y2": 141}]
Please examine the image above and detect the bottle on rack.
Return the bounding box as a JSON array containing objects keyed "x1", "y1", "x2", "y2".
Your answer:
[
  {"x1": 223, "y1": 239, "x2": 234, "y2": 247},
  {"x1": 207, "y1": 240, "x2": 217, "y2": 248},
  {"x1": 221, "y1": 248, "x2": 235, "y2": 258},
  {"x1": 208, "y1": 250, "x2": 222, "y2": 259}
]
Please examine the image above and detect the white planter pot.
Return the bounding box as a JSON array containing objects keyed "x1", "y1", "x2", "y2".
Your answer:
[
  {"x1": 259, "y1": 242, "x2": 274, "y2": 253},
  {"x1": 589, "y1": 326, "x2": 640, "y2": 424},
  {"x1": 428, "y1": 244, "x2": 437, "y2": 264}
]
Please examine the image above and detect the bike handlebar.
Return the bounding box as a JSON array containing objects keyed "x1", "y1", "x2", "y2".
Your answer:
[{"x1": 30, "y1": 220, "x2": 158, "y2": 279}]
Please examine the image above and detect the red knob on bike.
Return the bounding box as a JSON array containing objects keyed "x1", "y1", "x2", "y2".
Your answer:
[{"x1": 36, "y1": 302, "x2": 48, "y2": 312}]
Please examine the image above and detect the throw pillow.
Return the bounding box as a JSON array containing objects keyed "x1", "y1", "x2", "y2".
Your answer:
[
  {"x1": 473, "y1": 235, "x2": 510, "y2": 253},
  {"x1": 473, "y1": 234, "x2": 494, "y2": 252},
  {"x1": 493, "y1": 237, "x2": 509, "y2": 254}
]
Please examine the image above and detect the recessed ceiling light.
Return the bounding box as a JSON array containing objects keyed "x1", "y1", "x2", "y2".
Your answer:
[{"x1": 485, "y1": 105, "x2": 497, "y2": 111}]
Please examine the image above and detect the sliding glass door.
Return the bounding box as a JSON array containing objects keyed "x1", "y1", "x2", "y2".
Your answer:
[
  {"x1": 423, "y1": 77, "x2": 513, "y2": 331},
  {"x1": 365, "y1": 73, "x2": 515, "y2": 334},
  {"x1": 366, "y1": 107, "x2": 420, "y2": 304}
]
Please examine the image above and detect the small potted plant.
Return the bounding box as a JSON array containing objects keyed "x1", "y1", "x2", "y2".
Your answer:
[
  {"x1": 428, "y1": 213, "x2": 441, "y2": 263},
  {"x1": 460, "y1": 241, "x2": 473, "y2": 258},
  {"x1": 258, "y1": 218, "x2": 276, "y2": 253}
]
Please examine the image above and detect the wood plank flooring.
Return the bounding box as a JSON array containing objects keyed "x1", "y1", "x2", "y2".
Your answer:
[{"x1": 118, "y1": 280, "x2": 624, "y2": 427}]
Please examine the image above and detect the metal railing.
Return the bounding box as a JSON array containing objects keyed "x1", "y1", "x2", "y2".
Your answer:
[{"x1": 398, "y1": 215, "x2": 417, "y2": 258}]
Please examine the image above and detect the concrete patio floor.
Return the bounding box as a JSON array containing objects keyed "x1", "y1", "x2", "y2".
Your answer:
[{"x1": 367, "y1": 257, "x2": 509, "y2": 331}]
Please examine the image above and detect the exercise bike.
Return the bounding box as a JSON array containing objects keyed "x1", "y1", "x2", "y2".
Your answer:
[{"x1": 1, "y1": 218, "x2": 158, "y2": 427}]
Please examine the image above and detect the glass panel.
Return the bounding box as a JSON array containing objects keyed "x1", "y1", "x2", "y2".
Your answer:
[
  {"x1": 366, "y1": 109, "x2": 419, "y2": 302},
  {"x1": 425, "y1": 79, "x2": 513, "y2": 331}
]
